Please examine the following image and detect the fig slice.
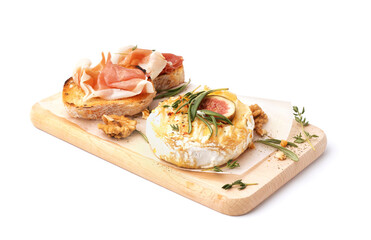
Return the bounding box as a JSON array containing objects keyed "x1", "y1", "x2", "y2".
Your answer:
[{"x1": 199, "y1": 95, "x2": 236, "y2": 120}]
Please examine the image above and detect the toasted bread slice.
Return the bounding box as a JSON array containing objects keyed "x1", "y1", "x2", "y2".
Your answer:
[
  {"x1": 62, "y1": 78, "x2": 156, "y2": 119},
  {"x1": 153, "y1": 66, "x2": 185, "y2": 91}
]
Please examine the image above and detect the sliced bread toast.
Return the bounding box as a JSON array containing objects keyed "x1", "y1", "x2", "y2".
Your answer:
[
  {"x1": 153, "y1": 66, "x2": 185, "y2": 91},
  {"x1": 62, "y1": 78, "x2": 156, "y2": 119}
]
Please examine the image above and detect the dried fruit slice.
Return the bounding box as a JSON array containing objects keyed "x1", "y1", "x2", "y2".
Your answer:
[{"x1": 199, "y1": 95, "x2": 236, "y2": 120}]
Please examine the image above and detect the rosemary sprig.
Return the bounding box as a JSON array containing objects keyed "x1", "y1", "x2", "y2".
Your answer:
[
  {"x1": 210, "y1": 115, "x2": 218, "y2": 136},
  {"x1": 198, "y1": 109, "x2": 233, "y2": 125},
  {"x1": 222, "y1": 179, "x2": 258, "y2": 190},
  {"x1": 154, "y1": 79, "x2": 191, "y2": 99},
  {"x1": 170, "y1": 124, "x2": 179, "y2": 132},
  {"x1": 255, "y1": 140, "x2": 299, "y2": 161},
  {"x1": 262, "y1": 138, "x2": 298, "y2": 147},
  {"x1": 187, "y1": 101, "x2": 193, "y2": 134},
  {"x1": 162, "y1": 87, "x2": 233, "y2": 138},
  {"x1": 196, "y1": 115, "x2": 213, "y2": 139},
  {"x1": 171, "y1": 99, "x2": 181, "y2": 109},
  {"x1": 174, "y1": 91, "x2": 204, "y2": 113},
  {"x1": 135, "y1": 130, "x2": 149, "y2": 143},
  {"x1": 189, "y1": 88, "x2": 228, "y2": 121},
  {"x1": 293, "y1": 106, "x2": 318, "y2": 150}
]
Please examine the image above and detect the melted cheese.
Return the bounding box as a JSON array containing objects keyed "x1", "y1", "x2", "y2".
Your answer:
[{"x1": 146, "y1": 90, "x2": 255, "y2": 168}]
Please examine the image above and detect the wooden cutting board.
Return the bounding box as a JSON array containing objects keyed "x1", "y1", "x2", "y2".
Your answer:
[{"x1": 30, "y1": 95, "x2": 327, "y2": 216}]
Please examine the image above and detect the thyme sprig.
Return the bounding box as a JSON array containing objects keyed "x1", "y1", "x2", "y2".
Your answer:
[
  {"x1": 293, "y1": 106, "x2": 318, "y2": 150},
  {"x1": 213, "y1": 166, "x2": 223, "y2": 172},
  {"x1": 226, "y1": 159, "x2": 240, "y2": 169},
  {"x1": 211, "y1": 159, "x2": 241, "y2": 172},
  {"x1": 222, "y1": 179, "x2": 258, "y2": 190},
  {"x1": 170, "y1": 124, "x2": 179, "y2": 132}
]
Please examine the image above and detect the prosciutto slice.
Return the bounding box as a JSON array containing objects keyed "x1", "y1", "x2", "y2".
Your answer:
[
  {"x1": 72, "y1": 46, "x2": 184, "y2": 101},
  {"x1": 161, "y1": 53, "x2": 184, "y2": 74},
  {"x1": 113, "y1": 46, "x2": 167, "y2": 80},
  {"x1": 73, "y1": 53, "x2": 154, "y2": 101}
]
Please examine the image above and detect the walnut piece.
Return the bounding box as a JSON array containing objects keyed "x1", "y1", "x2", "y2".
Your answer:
[
  {"x1": 141, "y1": 109, "x2": 150, "y2": 119},
  {"x1": 249, "y1": 104, "x2": 268, "y2": 136},
  {"x1": 98, "y1": 114, "x2": 137, "y2": 139},
  {"x1": 275, "y1": 151, "x2": 287, "y2": 161}
]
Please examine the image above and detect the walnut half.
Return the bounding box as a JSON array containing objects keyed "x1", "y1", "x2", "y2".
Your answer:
[
  {"x1": 249, "y1": 104, "x2": 268, "y2": 136},
  {"x1": 98, "y1": 115, "x2": 137, "y2": 139}
]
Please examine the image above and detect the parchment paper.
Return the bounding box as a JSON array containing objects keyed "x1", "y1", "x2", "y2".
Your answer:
[{"x1": 39, "y1": 89, "x2": 292, "y2": 175}]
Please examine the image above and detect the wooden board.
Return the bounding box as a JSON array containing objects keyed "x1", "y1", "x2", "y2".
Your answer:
[{"x1": 30, "y1": 96, "x2": 327, "y2": 216}]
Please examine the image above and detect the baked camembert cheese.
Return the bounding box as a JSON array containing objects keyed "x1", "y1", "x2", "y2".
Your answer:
[{"x1": 146, "y1": 87, "x2": 255, "y2": 169}]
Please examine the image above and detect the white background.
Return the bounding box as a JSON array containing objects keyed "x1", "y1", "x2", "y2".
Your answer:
[{"x1": 1, "y1": 0, "x2": 371, "y2": 239}]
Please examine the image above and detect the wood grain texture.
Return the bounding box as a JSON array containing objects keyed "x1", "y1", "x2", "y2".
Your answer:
[{"x1": 30, "y1": 98, "x2": 327, "y2": 216}]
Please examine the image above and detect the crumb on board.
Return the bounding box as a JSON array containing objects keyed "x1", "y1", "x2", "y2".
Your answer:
[
  {"x1": 249, "y1": 104, "x2": 268, "y2": 136},
  {"x1": 98, "y1": 114, "x2": 137, "y2": 139},
  {"x1": 275, "y1": 151, "x2": 287, "y2": 161}
]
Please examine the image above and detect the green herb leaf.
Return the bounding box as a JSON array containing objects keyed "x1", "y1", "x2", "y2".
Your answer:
[
  {"x1": 222, "y1": 179, "x2": 258, "y2": 191},
  {"x1": 171, "y1": 99, "x2": 181, "y2": 109},
  {"x1": 198, "y1": 109, "x2": 233, "y2": 125},
  {"x1": 293, "y1": 106, "x2": 309, "y2": 126},
  {"x1": 222, "y1": 184, "x2": 232, "y2": 190},
  {"x1": 213, "y1": 166, "x2": 223, "y2": 172},
  {"x1": 135, "y1": 130, "x2": 149, "y2": 143},
  {"x1": 154, "y1": 80, "x2": 191, "y2": 99},
  {"x1": 293, "y1": 133, "x2": 305, "y2": 143},
  {"x1": 259, "y1": 138, "x2": 298, "y2": 147},
  {"x1": 187, "y1": 100, "x2": 193, "y2": 134},
  {"x1": 196, "y1": 115, "x2": 213, "y2": 139},
  {"x1": 190, "y1": 88, "x2": 228, "y2": 121},
  {"x1": 255, "y1": 140, "x2": 299, "y2": 161},
  {"x1": 210, "y1": 115, "x2": 218, "y2": 136},
  {"x1": 170, "y1": 124, "x2": 179, "y2": 132},
  {"x1": 226, "y1": 159, "x2": 240, "y2": 169}
]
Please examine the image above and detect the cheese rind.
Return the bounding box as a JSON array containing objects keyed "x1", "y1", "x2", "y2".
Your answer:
[{"x1": 146, "y1": 91, "x2": 255, "y2": 169}]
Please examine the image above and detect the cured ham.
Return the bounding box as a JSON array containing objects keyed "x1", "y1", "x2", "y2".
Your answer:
[
  {"x1": 73, "y1": 53, "x2": 154, "y2": 101},
  {"x1": 161, "y1": 53, "x2": 184, "y2": 74},
  {"x1": 73, "y1": 46, "x2": 184, "y2": 101},
  {"x1": 113, "y1": 46, "x2": 183, "y2": 79}
]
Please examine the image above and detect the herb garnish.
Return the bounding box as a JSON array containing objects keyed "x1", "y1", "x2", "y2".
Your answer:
[
  {"x1": 166, "y1": 87, "x2": 232, "y2": 138},
  {"x1": 255, "y1": 139, "x2": 299, "y2": 161},
  {"x1": 185, "y1": 88, "x2": 232, "y2": 138},
  {"x1": 293, "y1": 106, "x2": 318, "y2": 150},
  {"x1": 226, "y1": 159, "x2": 240, "y2": 169},
  {"x1": 211, "y1": 159, "x2": 241, "y2": 172},
  {"x1": 259, "y1": 138, "x2": 298, "y2": 147},
  {"x1": 213, "y1": 166, "x2": 223, "y2": 172},
  {"x1": 135, "y1": 130, "x2": 149, "y2": 143},
  {"x1": 222, "y1": 179, "x2": 258, "y2": 190},
  {"x1": 170, "y1": 124, "x2": 179, "y2": 132},
  {"x1": 154, "y1": 79, "x2": 191, "y2": 99}
]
